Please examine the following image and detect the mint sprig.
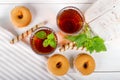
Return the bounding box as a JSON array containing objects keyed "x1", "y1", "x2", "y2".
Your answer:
[
  {"x1": 43, "y1": 33, "x2": 57, "y2": 48},
  {"x1": 35, "y1": 31, "x2": 46, "y2": 39},
  {"x1": 66, "y1": 23, "x2": 107, "y2": 54},
  {"x1": 35, "y1": 31, "x2": 57, "y2": 48}
]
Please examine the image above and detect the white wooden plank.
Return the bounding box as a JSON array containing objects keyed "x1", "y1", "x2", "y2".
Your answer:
[
  {"x1": 85, "y1": 0, "x2": 120, "y2": 41},
  {"x1": 0, "y1": 0, "x2": 96, "y2": 4},
  {"x1": 69, "y1": 73, "x2": 120, "y2": 80},
  {"x1": 85, "y1": 0, "x2": 120, "y2": 23}
]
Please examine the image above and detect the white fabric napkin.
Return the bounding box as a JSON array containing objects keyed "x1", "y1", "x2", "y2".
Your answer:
[
  {"x1": 0, "y1": 26, "x2": 77, "y2": 80},
  {"x1": 85, "y1": 0, "x2": 120, "y2": 41}
]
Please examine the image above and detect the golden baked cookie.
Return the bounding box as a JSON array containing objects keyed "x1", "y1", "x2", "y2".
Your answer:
[
  {"x1": 74, "y1": 53, "x2": 95, "y2": 75},
  {"x1": 11, "y1": 6, "x2": 32, "y2": 28},
  {"x1": 47, "y1": 54, "x2": 70, "y2": 76}
]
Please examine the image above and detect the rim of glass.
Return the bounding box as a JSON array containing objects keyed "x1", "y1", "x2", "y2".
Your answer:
[
  {"x1": 30, "y1": 26, "x2": 58, "y2": 55},
  {"x1": 56, "y1": 6, "x2": 85, "y2": 35}
]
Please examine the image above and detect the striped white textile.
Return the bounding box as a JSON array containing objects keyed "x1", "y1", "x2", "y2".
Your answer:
[{"x1": 0, "y1": 26, "x2": 77, "y2": 80}]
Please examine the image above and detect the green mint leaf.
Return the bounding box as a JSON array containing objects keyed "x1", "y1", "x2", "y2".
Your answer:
[
  {"x1": 75, "y1": 34, "x2": 88, "y2": 48},
  {"x1": 66, "y1": 33, "x2": 88, "y2": 48},
  {"x1": 87, "y1": 46, "x2": 95, "y2": 53},
  {"x1": 49, "y1": 39, "x2": 57, "y2": 48},
  {"x1": 92, "y1": 36, "x2": 106, "y2": 52},
  {"x1": 65, "y1": 35, "x2": 78, "y2": 42},
  {"x1": 66, "y1": 33, "x2": 106, "y2": 53},
  {"x1": 42, "y1": 33, "x2": 56, "y2": 48},
  {"x1": 43, "y1": 39, "x2": 49, "y2": 47},
  {"x1": 64, "y1": 23, "x2": 107, "y2": 54},
  {"x1": 84, "y1": 36, "x2": 106, "y2": 53},
  {"x1": 47, "y1": 33, "x2": 54, "y2": 39},
  {"x1": 83, "y1": 39, "x2": 94, "y2": 53},
  {"x1": 83, "y1": 23, "x2": 92, "y2": 38},
  {"x1": 35, "y1": 31, "x2": 46, "y2": 39}
]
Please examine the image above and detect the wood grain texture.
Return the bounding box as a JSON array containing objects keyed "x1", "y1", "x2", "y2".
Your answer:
[
  {"x1": 85, "y1": 0, "x2": 120, "y2": 41},
  {"x1": 0, "y1": 0, "x2": 96, "y2": 3}
]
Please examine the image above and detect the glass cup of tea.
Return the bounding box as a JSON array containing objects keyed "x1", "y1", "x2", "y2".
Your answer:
[
  {"x1": 30, "y1": 27, "x2": 58, "y2": 55},
  {"x1": 57, "y1": 6, "x2": 85, "y2": 34}
]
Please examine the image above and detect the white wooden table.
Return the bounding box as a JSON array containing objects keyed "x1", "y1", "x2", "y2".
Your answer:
[{"x1": 0, "y1": 0, "x2": 120, "y2": 80}]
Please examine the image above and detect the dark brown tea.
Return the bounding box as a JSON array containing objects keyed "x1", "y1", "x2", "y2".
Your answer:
[
  {"x1": 57, "y1": 6, "x2": 84, "y2": 34},
  {"x1": 30, "y1": 27, "x2": 57, "y2": 55}
]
